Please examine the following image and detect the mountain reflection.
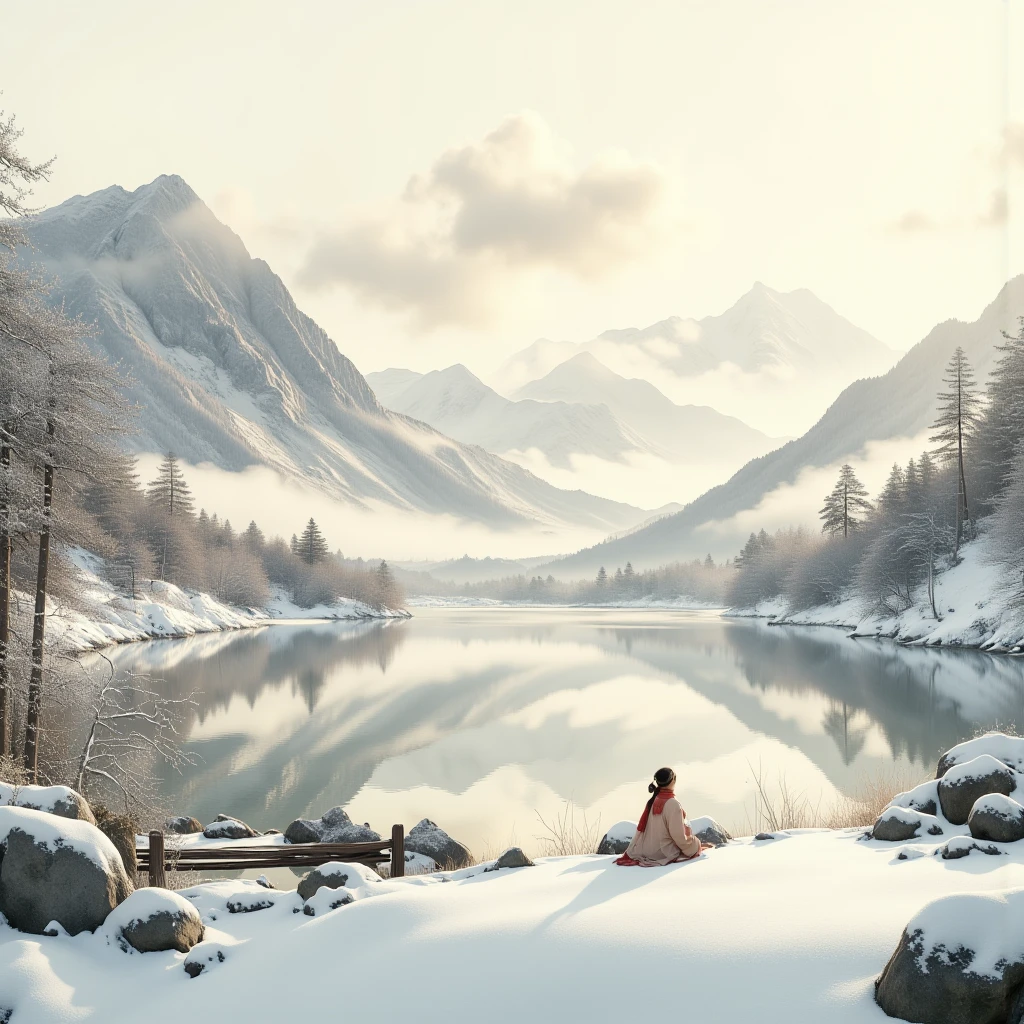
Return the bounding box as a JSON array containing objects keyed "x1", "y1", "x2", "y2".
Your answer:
[{"x1": 84, "y1": 610, "x2": 1024, "y2": 845}]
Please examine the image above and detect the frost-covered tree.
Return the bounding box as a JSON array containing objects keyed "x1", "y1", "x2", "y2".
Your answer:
[
  {"x1": 293, "y1": 518, "x2": 329, "y2": 565},
  {"x1": 819, "y1": 465, "x2": 872, "y2": 538},
  {"x1": 146, "y1": 453, "x2": 198, "y2": 584},
  {"x1": 930, "y1": 347, "x2": 982, "y2": 553},
  {"x1": 974, "y1": 320, "x2": 1024, "y2": 509},
  {"x1": 595, "y1": 566, "x2": 608, "y2": 588},
  {"x1": 988, "y1": 449, "x2": 1024, "y2": 601}
]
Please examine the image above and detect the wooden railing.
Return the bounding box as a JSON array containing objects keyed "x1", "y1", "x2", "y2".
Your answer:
[{"x1": 138, "y1": 824, "x2": 405, "y2": 886}]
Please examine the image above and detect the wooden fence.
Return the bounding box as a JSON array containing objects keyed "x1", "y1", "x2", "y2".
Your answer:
[{"x1": 138, "y1": 824, "x2": 405, "y2": 886}]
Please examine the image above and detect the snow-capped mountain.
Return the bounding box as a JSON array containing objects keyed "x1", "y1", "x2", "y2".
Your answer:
[
  {"x1": 23, "y1": 176, "x2": 649, "y2": 533},
  {"x1": 496, "y1": 284, "x2": 898, "y2": 436},
  {"x1": 514, "y1": 352, "x2": 778, "y2": 462},
  {"x1": 538, "y1": 276, "x2": 1024, "y2": 576},
  {"x1": 367, "y1": 363, "x2": 651, "y2": 468},
  {"x1": 368, "y1": 358, "x2": 781, "y2": 506}
]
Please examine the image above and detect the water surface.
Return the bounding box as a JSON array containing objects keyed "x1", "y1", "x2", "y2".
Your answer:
[{"x1": 86, "y1": 608, "x2": 1024, "y2": 856}]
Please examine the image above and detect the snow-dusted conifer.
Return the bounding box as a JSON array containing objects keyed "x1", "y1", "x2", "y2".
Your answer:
[{"x1": 819, "y1": 465, "x2": 872, "y2": 538}]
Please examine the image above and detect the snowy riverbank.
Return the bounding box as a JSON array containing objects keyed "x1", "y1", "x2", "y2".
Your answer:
[
  {"x1": 729, "y1": 539, "x2": 1023, "y2": 654},
  {"x1": 5, "y1": 822, "x2": 1024, "y2": 1022},
  {"x1": 47, "y1": 551, "x2": 408, "y2": 654}
]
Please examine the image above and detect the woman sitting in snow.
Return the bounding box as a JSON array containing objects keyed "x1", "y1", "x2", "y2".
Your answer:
[{"x1": 615, "y1": 767, "x2": 704, "y2": 866}]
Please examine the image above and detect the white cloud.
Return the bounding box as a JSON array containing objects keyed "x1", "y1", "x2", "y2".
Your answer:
[{"x1": 298, "y1": 112, "x2": 670, "y2": 328}]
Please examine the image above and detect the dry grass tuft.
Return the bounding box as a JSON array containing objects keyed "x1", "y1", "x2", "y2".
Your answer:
[
  {"x1": 534, "y1": 801, "x2": 602, "y2": 857},
  {"x1": 736, "y1": 760, "x2": 930, "y2": 837}
]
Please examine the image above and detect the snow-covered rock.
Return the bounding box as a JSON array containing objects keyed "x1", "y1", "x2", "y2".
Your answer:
[
  {"x1": 105, "y1": 889, "x2": 204, "y2": 954},
  {"x1": 872, "y1": 806, "x2": 943, "y2": 843},
  {"x1": 0, "y1": 783, "x2": 95, "y2": 824},
  {"x1": 887, "y1": 779, "x2": 940, "y2": 818},
  {"x1": 284, "y1": 806, "x2": 381, "y2": 846},
  {"x1": 597, "y1": 820, "x2": 636, "y2": 855},
  {"x1": 937, "y1": 755, "x2": 1020, "y2": 826},
  {"x1": 165, "y1": 815, "x2": 203, "y2": 835},
  {"x1": 0, "y1": 806, "x2": 133, "y2": 935},
  {"x1": 690, "y1": 816, "x2": 732, "y2": 847},
  {"x1": 875, "y1": 889, "x2": 1024, "y2": 1024},
  {"x1": 404, "y1": 819, "x2": 472, "y2": 870},
  {"x1": 967, "y1": 794, "x2": 1024, "y2": 845},
  {"x1": 202, "y1": 814, "x2": 259, "y2": 840},
  {"x1": 937, "y1": 733, "x2": 1024, "y2": 779},
  {"x1": 297, "y1": 861, "x2": 373, "y2": 902}
]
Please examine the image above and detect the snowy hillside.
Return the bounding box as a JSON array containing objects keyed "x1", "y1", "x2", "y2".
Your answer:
[
  {"x1": 541, "y1": 277, "x2": 1024, "y2": 575},
  {"x1": 497, "y1": 283, "x2": 898, "y2": 435},
  {"x1": 740, "y1": 538, "x2": 1024, "y2": 653},
  {"x1": 47, "y1": 551, "x2": 402, "y2": 653},
  {"x1": 22, "y1": 176, "x2": 648, "y2": 535},
  {"x1": 10, "y1": 825, "x2": 1024, "y2": 1023}
]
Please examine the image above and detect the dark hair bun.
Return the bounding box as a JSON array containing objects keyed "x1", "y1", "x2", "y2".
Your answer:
[{"x1": 648, "y1": 782, "x2": 657, "y2": 794}]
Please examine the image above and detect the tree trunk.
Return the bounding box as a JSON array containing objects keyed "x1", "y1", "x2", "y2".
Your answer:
[
  {"x1": 23, "y1": 443, "x2": 54, "y2": 781},
  {"x1": 0, "y1": 434, "x2": 10, "y2": 758}
]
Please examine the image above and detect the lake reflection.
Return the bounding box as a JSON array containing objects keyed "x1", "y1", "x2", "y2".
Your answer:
[{"x1": 84, "y1": 608, "x2": 1024, "y2": 857}]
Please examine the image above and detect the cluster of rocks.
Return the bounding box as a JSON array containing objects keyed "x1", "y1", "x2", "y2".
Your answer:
[{"x1": 872, "y1": 733, "x2": 1024, "y2": 1023}]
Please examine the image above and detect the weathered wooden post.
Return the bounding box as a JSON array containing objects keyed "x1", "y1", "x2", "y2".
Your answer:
[
  {"x1": 391, "y1": 823, "x2": 405, "y2": 878},
  {"x1": 148, "y1": 830, "x2": 166, "y2": 888}
]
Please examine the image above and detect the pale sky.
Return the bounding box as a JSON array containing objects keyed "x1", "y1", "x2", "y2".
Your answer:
[{"x1": 6, "y1": 0, "x2": 1024, "y2": 377}]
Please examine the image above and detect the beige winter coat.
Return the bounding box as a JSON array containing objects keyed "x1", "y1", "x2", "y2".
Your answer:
[{"x1": 621, "y1": 795, "x2": 702, "y2": 866}]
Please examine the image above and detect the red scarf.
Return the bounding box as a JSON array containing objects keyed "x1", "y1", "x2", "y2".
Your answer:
[{"x1": 636, "y1": 788, "x2": 677, "y2": 834}]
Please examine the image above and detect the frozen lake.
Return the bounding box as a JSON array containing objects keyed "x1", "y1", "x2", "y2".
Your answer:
[{"x1": 86, "y1": 607, "x2": 1024, "y2": 856}]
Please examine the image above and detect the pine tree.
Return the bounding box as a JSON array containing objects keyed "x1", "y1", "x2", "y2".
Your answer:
[
  {"x1": 975, "y1": 320, "x2": 1024, "y2": 506},
  {"x1": 295, "y1": 518, "x2": 329, "y2": 565},
  {"x1": 147, "y1": 453, "x2": 196, "y2": 581},
  {"x1": 241, "y1": 521, "x2": 265, "y2": 553},
  {"x1": 595, "y1": 566, "x2": 608, "y2": 587},
  {"x1": 623, "y1": 561, "x2": 636, "y2": 595},
  {"x1": 704, "y1": 553, "x2": 714, "y2": 568},
  {"x1": 877, "y1": 463, "x2": 907, "y2": 520},
  {"x1": 819, "y1": 465, "x2": 872, "y2": 538},
  {"x1": 930, "y1": 347, "x2": 981, "y2": 553}
]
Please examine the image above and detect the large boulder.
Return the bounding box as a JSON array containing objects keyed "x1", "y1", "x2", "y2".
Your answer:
[
  {"x1": 0, "y1": 806, "x2": 133, "y2": 935},
  {"x1": 690, "y1": 816, "x2": 732, "y2": 847},
  {"x1": 872, "y1": 806, "x2": 943, "y2": 842},
  {"x1": 165, "y1": 815, "x2": 203, "y2": 835},
  {"x1": 0, "y1": 782, "x2": 96, "y2": 824},
  {"x1": 937, "y1": 733, "x2": 1024, "y2": 778},
  {"x1": 284, "y1": 806, "x2": 381, "y2": 845},
  {"x1": 937, "y1": 755, "x2": 1018, "y2": 826},
  {"x1": 203, "y1": 814, "x2": 259, "y2": 840},
  {"x1": 297, "y1": 860, "x2": 380, "y2": 901},
  {"x1": 968, "y1": 794, "x2": 1024, "y2": 844},
  {"x1": 404, "y1": 819, "x2": 472, "y2": 870},
  {"x1": 597, "y1": 821, "x2": 635, "y2": 855},
  {"x1": 105, "y1": 889, "x2": 204, "y2": 953},
  {"x1": 875, "y1": 889, "x2": 1024, "y2": 1024}
]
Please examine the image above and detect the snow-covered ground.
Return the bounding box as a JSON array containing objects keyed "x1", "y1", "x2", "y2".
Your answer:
[
  {"x1": 6, "y1": 822, "x2": 1024, "y2": 1021},
  {"x1": 47, "y1": 551, "x2": 405, "y2": 654},
  {"x1": 730, "y1": 539, "x2": 1023, "y2": 653}
]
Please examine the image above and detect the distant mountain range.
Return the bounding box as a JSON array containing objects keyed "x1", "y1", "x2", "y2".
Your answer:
[
  {"x1": 22, "y1": 176, "x2": 652, "y2": 534},
  {"x1": 537, "y1": 276, "x2": 1023, "y2": 576},
  {"x1": 496, "y1": 283, "x2": 899, "y2": 437},
  {"x1": 367, "y1": 357, "x2": 780, "y2": 478}
]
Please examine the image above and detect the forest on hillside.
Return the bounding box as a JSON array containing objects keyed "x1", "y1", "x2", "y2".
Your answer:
[{"x1": 727, "y1": 341, "x2": 1024, "y2": 615}]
